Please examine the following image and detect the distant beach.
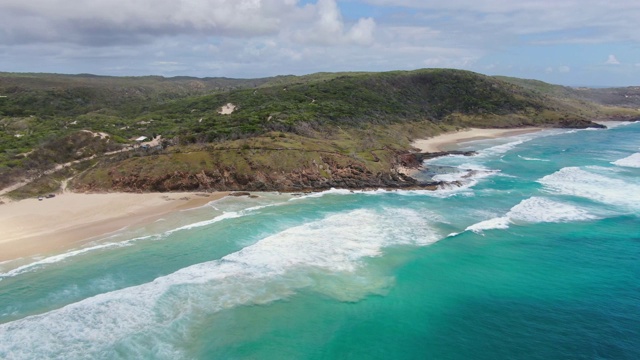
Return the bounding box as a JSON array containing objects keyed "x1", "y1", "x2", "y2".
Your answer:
[
  {"x1": 0, "y1": 192, "x2": 227, "y2": 261},
  {"x1": 410, "y1": 127, "x2": 543, "y2": 153}
]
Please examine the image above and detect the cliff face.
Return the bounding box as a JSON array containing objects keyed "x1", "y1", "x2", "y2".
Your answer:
[
  {"x1": 72, "y1": 150, "x2": 435, "y2": 193},
  {"x1": 103, "y1": 167, "x2": 420, "y2": 192}
]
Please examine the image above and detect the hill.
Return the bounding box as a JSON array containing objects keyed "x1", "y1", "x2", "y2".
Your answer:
[{"x1": 1, "y1": 69, "x2": 638, "y2": 196}]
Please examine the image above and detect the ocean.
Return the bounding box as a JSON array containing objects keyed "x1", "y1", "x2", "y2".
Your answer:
[{"x1": 1, "y1": 122, "x2": 639, "y2": 359}]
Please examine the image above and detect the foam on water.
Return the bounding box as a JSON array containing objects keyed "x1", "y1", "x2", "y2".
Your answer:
[
  {"x1": 601, "y1": 120, "x2": 640, "y2": 129},
  {"x1": 507, "y1": 197, "x2": 597, "y2": 223},
  {"x1": 465, "y1": 197, "x2": 597, "y2": 233},
  {"x1": 431, "y1": 163, "x2": 499, "y2": 195},
  {"x1": 538, "y1": 167, "x2": 640, "y2": 211},
  {"x1": 0, "y1": 207, "x2": 442, "y2": 359},
  {"x1": 164, "y1": 209, "x2": 251, "y2": 234},
  {"x1": 465, "y1": 216, "x2": 511, "y2": 233},
  {"x1": 477, "y1": 138, "x2": 529, "y2": 157},
  {"x1": 288, "y1": 188, "x2": 356, "y2": 201},
  {"x1": 612, "y1": 152, "x2": 640, "y2": 169},
  {"x1": 518, "y1": 155, "x2": 550, "y2": 162},
  {"x1": 0, "y1": 237, "x2": 151, "y2": 281}
]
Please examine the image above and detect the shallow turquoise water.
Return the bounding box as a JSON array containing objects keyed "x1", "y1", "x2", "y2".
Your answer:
[{"x1": 1, "y1": 122, "x2": 639, "y2": 359}]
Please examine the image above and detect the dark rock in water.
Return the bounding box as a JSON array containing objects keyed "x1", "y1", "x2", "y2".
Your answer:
[
  {"x1": 553, "y1": 119, "x2": 607, "y2": 129},
  {"x1": 418, "y1": 150, "x2": 477, "y2": 160},
  {"x1": 398, "y1": 150, "x2": 477, "y2": 168},
  {"x1": 230, "y1": 192, "x2": 251, "y2": 197}
]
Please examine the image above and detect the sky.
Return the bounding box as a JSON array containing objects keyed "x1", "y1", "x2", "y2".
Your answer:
[{"x1": 1, "y1": 0, "x2": 639, "y2": 87}]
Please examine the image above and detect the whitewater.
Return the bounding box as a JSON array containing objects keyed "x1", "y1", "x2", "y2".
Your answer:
[{"x1": 1, "y1": 122, "x2": 639, "y2": 359}]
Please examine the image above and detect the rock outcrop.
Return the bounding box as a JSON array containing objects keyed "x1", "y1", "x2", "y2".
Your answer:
[{"x1": 74, "y1": 152, "x2": 441, "y2": 193}]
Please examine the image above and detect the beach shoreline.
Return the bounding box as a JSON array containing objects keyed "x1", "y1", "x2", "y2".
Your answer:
[
  {"x1": 397, "y1": 127, "x2": 544, "y2": 177},
  {"x1": 411, "y1": 127, "x2": 543, "y2": 153},
  {"x1": 0, "y1": 192, "x2": 228, "y2": 262}
]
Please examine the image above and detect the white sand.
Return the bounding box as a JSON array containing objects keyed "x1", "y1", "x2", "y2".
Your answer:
[
  {"x1": 411, "y1": 127, "x2": 543, "y2": 153},
  {"x1": 0, "y1": 192, "x2": 227, "y2": 261},
  {"x1": 218, "y1": 103, "x2": 237, "y2": 115}
]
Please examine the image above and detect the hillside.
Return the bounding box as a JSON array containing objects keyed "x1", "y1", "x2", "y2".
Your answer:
[
  {"x1": 496, "y1": 76, "x2": 640, "y2": 113},
  {"x1": 1, "y1": 69, "x2": 638, "y2": 196}
]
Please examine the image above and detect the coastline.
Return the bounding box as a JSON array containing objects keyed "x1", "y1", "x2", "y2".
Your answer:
[
  {"x1": 411, "y1": 127, "x2": 543, "y2": 153},
  {"x1": 0, "y1": 128, "x2": 543, "y2": 263},
  {"x1": 397, "y1": 127, "x2": 544, "y2": 178},
  {"x1": 0, "y1": 192, "x2": 228, "y2": 262}
]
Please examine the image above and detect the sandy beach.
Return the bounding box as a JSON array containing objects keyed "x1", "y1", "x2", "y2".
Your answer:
[
  {"x1": 411, "y1": 127, "x2": 543, "y2": 153},
  {"x1": 0, "y1": 192, "x2": 227, "y2": 261}
]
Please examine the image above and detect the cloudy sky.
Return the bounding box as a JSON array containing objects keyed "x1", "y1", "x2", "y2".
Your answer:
[{"x1": 1, "y1": 0, "x2": 639, "y2": 86}]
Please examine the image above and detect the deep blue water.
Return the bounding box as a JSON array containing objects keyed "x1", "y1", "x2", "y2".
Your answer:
[{"x1": 1, "y1": 122, "x2": 639, "y2": 359}]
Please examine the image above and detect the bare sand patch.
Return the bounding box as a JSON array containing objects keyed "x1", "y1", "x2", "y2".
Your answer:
[{"x1": 218, "y1": 103, "x2": 237, "y2": 115}]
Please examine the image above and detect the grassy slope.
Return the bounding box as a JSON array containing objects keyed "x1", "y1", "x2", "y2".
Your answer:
[
  {"x1": 145, "y1": 69, "x2": 592, "y2": 143},
  {"x1": 2, "y1": 69, "x2": 639, "y2": 195},
  {"x1": 495, "y1": 76, "x2": 640, "y2": 117}
]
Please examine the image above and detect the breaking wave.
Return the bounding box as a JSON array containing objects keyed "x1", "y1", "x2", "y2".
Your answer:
[
  {"x1": 612, "y1": 152, "x2": 640, "y2": 169},
  {"x1": 0, "y1": 208, "x2": 442, "y2": 359},
  {"x1": 538, "y1": 167, "x2": 640, "y2": 211},
  {"x1": 465, "y1": 197, "x2": 597, "y2": 233}
]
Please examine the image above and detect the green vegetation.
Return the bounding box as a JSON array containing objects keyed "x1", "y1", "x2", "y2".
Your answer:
[{"x1": 2, "y1": 68, "x2": 639, "y2": 195}]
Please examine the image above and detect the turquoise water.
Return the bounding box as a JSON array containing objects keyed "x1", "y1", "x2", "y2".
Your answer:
[{"x1": 1, "y1": 122, "x2": 639, "y2": 359}]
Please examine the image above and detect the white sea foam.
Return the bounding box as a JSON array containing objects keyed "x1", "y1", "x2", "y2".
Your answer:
[
  {"x1": 518, "y1": 155, "x2": 550, "y2": 162},
  {"x1": 465, "y1": 197, "x2": 597, "y2": 233},
  {"x1": 478, "y1": 139, "x2": 529, "y2": 157},
  {"x1": 538, "y1": 167, "x2": 640, "y2": 210},
  {"x1": 507, "y1": 197, "x2": 597, "y2": 223},
  {"x1": 164, "y1": 210, "x2": 247, "y2": 234},
  {"x1": 600, "y1": 120, "x2": 640, "y2": 129},
  {"x1": 0, "y1": 208, "x2": 442, "y2": 359},
  {"x1": 0, "y1": 238, "x2": 150, "y2": 280},
  {"x1": 432, "y1": 164, "x2": 499, "y2": 185},
  {"x1": 431, "y1": 163, "x2": 499, "y2": 195},
  {"x1": 612, "y1": 152, "x2": 640, "y2": 168},
  {"x1": 288, "y1": 188, "x2": 355, "y2": 201},
  {"x1": 465, "y1": 216, "x2": 510, "y2": 233}
]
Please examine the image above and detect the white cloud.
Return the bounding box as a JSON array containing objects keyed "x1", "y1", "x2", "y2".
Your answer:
[
  {"x1": 605, "y1": 54, "x2": 621, "y2": 65},
  {"x1": 347, "y1": 18, "x2": 376, "y2": 45},
  {"x1": 360, "y1": 0, "x2": 640, "y2": 44},
  {"x1": 558, "y1": 65, "x2": 571, "y2": 73},
  {"x1": 0, "y1": 0, "x2": 639, "y2": 86},
  {"x1": 0, "y1": 0, "x2": 286, "y2": 46},
  {"x1": 289, "y1": 0, "x2": 376, "y2": 46}
]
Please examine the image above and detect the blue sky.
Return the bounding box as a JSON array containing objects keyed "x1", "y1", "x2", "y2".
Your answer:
[{"x1": 1, "y1": 0, "x2": 639, "y2": 86}]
